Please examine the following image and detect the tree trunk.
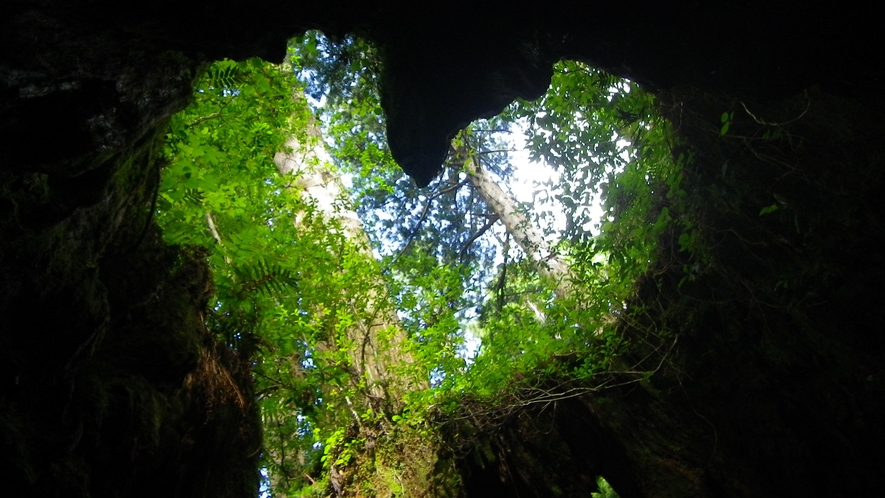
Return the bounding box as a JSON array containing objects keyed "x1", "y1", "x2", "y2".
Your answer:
[
  {"x1": 270, "y1": 105, "x2": 449, "y2": 497},
  {"x1": 455, "y1": 142, "x2": 571, "y2": 297},
  {"x1": 274, "y1": 115, "x2": 423, "y2": 411},
  {"x1": 456, "y1": 138, "x2": 619, "y2": 336}
]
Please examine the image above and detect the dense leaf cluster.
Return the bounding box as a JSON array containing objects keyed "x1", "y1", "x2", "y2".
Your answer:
[{"x1": 157, "y1": 37, "x2": 682, "y2": 496}]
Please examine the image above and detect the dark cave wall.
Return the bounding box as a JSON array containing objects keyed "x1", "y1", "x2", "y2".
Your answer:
[
  {"x1": 1, "y1": 3, "x2": 264, "y2": 495},
  {"x1": 369, "y1": 2, "x2": 882, "y2": 185},
  {"x1": 644, "y1": 86, "x2": 885, "y2": 496},
  {"x1": 457, "y1": 86, "x2": 885, "y2": 498},
  {"x1": 0, "y1": 119, "x2": 261, "y2": 496},
  {"x1": 5, "y1": 1, "x2": 870, "y2": 183},
  {"x1": 2, "y1": 1, "x2": 884, "y2": 497}
]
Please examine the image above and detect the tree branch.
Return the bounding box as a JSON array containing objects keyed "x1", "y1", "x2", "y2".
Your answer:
[{"x1": 458, "y1": 214, "x2": 499, "y2": 259}]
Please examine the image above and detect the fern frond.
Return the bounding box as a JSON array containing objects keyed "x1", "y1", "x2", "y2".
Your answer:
[
  {"x1": 202, "y1": 60, "x2": 241, "y2": 91},
  {"x1": 183, "y1": 188, "x2": 204, "y2": 206},
  {"x1": 231, "y1": 258, "x2": 299, "y2": 298}
]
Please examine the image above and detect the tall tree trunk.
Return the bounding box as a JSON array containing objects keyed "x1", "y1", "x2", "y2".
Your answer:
[
  {"x1": 270, "y1": 105, "x2": 447, "y2": 497},
  {"x1": 274, "y1": 116, "x2": 423, "y2": 411},
  {"x1": 455, "y1": 142, "x2": 572, "y2": 298}
]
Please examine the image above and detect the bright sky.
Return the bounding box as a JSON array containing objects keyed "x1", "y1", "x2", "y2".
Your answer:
[{"x1": 502, "y1": 128, "x2": 606, "y2": 238}]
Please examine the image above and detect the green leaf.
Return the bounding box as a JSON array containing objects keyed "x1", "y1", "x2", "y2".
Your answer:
[{"x1": 759, "y1": 204, "x2": 779, "y2": 216}]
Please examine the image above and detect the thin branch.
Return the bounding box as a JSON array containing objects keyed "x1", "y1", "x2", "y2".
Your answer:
[
  {"x1": 206, "y1": 211, "x2": 232, "y2": 264},
  {"x1": 188, "y1": 94, "x2": 238, "y2": 127},
  {"x1": 473, "y1": 148, "x2": 517, "y2": 156},
  {"x1": 388, "y1": 178, "x2": 469, "y2": 266},
  {"x1": 458, "y1": 214, "x2": 499, "y2": 258},
  {"x1": 469, "y1": 127, "x2": 512, "y2": 133},
  {"x1": 740, "y1": 91, "x2": 810, "y2": 127},
  {"x1": 437, "y1": 177, "x2": 469, "y2": 195},
  {"x1": 388, "y1": 198, "x2": 432, "y2": 266},
  {"x1": 189, "y1": 111, "x2": 223, "y2": 127},
  {"x1": 206, "y1": 211, "x2": 223, "y2": 245}
]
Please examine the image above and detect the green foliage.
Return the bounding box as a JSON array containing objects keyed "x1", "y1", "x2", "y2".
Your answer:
[
  {"x1": 456, "y1": 62, "x2": 687, "y2": 384},
  {"x1": 295, "y1": 33, "x2": 523, "y2": 390},
  {"x1": 160, "y1": 50, "x2": 455, "y2": 496},
  {"x1": 508, "y1": 60, "x2": 688, "y2": 270},
  {"x1": 592, "y1": 476, "x2": 621, "y2": 498},
  {"x1": 204, "y1": 59, "x2": 240, "y2": 90},
  {"x1": 720, "y1": 111, "x2": 734, "y2": 136},
  {"x1": 158, "y1": 56, "x2": 356, "y2": 492},
  {"x1": 158, "y1": 57, "x2": 318, "y2": 361},
  {"x1": 159, "y1": 41, "x2": 688, "y2": 496},
  {"x1": 530, "y1": 62, "x2": 708, "y2": 302},
  {"x1": 293, "y1": 41, "x2": 687, "y2": 406}
]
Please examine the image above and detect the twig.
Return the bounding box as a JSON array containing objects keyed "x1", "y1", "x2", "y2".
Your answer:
[
  {"x1": 389, "y1": 178, "x2": 469, "y2": 266},
  {"x1": 458, "y1": 214, "x2": 500, "y2": 258},
  {"x1": 188, "y1": 94, "x2": 238, "y2": 127},
  {"x1": 740, "y1": 91, "x2": 810, "y2": 127}
]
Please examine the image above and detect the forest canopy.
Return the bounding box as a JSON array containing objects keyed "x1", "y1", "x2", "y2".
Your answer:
[{"x1": 158, "y1": 33, "x2": 685, "y2": 496}]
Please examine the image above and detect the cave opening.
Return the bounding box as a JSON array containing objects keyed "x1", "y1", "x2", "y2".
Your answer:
[{"x1": 2, "y1": 3, "x2": 884, "y2": 497}]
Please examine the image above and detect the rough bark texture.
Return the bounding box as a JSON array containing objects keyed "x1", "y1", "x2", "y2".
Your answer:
[
  {"x1": 2, "y1": 1, "x2": 883, "y2": 497},
  {"x1": 274, "y1": 118, "x2": 444, "y2": 497},
  {"x1": 274, "y1": 118, "x2": 423, "y2": 410}
]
